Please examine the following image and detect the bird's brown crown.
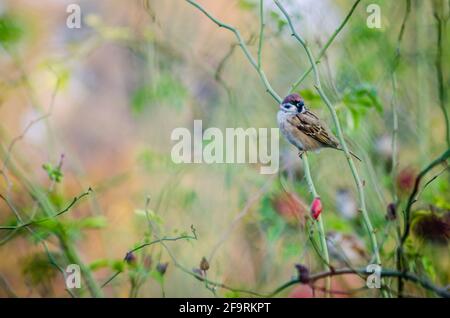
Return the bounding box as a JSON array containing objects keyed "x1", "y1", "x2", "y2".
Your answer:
[{"x1": 282, "y1": 93, "x2": 303, "y2": 105}]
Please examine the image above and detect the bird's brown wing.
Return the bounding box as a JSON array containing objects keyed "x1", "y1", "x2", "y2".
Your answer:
[{"x1": 287, "y1": 111, "x2": 340, "y2": 149}]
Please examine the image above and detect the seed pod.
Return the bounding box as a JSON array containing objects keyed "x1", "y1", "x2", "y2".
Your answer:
[
  {"x1": 386, "y1": 203, "x2": 397, "y2": 221},
  {"x1": 310, "y1": 197, "x2": 322, "y2": 220},
  {"x1": 397, "y1": 167, "x2": 416, "y2": 194},
  {"x1": 156, "y1": 262, "x2": 169, "y2": 275},
  {"x1": 200, "y1": 257, "x2": 210, "y2": 271},
  {"x1": 124, "y1": 252, "x2": 136, "y2": 264},
  {"x1": 295, "y1": 264, "x2": 310, "y2": 283}
]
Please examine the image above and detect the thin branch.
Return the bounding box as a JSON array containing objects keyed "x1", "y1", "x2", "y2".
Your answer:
[
  {"x1": 0, "y1": 187, "x2": 93, "y2": 231},
  {"x1": 257, "y1": 0, "x2": 265, "y2": 69},
  {"x1": 0, "y1": 192, "x2": 77, "y2": 298},
  {"x1": 397, "y1": 149, "x2": 450, "y2": 294},
  {"x1": 432, "y1": 4, "x2": 450, "y2": 147},
  {"x1": 185, "y1": 0, "x2": 281, "y2": 103},
  {"x1": 269, "y1": 267, "x2": 450, "y2": 298},
  {"x1": 302, "y1": 154, "x2": 331, "y2": 297},
  {"x1": 0, "y1": 75, "x2": 61, "y2": 194},
  {"x1": 101, "y1": 225, "x2": 198, "y2": 289}
]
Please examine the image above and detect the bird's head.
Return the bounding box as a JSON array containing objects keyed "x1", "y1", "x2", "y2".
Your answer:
[{"x1": 280, "y1": 93, "x2": 306, "y2": 114}]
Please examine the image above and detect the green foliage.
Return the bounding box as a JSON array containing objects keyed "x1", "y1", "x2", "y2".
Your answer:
[
  {"x1": 259, "y1": 194, "x2": 286, "y2": 243},
  {"x1": 42, "y1": 163, "x2": 63, "y2": 183},
  {"x1": 131, "y1": 73, "x2": 187, "y2": 113},
  {"x1": 0, "y1": 14, "x2": 24, "y2": 45},
  {"x1": 340, "y1": 83, "x2": 382, "y2": 129},
  {"x1": 269, "y1": 11, "x2": 287, "y2": 33},
  {"x1": 342, "y1": 84, "x2": 382, "y2": 113},
  {"x1": 421, "y1": 256, "x2": 437, "y2": 282},
  {"x1": 224, "y1": 290, "x2": 241, "y2": 298}
]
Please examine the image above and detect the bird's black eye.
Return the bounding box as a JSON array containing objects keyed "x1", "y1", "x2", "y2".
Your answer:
[{"x1": 297, "y1": 100, "x2": 304, "y2": 107}]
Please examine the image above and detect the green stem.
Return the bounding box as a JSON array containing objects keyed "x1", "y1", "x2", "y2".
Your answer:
[
  {"x1": 302, "y1": 154, "x2": 331, "y2": 297},
  {"x1": 433, "y1": 7, "x2": 450, "y2": 148},
  {"x1": 257, "y1": 0, "x2": 265, "y2": 69},
  {"x1": 59, "y1": 233, "x2": 104, "y2": 298}
]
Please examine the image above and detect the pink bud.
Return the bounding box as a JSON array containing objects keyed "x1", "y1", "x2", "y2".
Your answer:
[{"x1": 311, "y1": 197, "x2": 322, "y2": 220}]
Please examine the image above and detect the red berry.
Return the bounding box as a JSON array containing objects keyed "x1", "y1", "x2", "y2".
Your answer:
[{"x1": 311, "y1": 197, "x2": 322, "y2": 220}]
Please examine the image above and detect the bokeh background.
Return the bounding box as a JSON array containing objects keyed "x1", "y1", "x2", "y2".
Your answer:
[{"x1": 0, "y1": 0, "x2": 449, "y2": 297}]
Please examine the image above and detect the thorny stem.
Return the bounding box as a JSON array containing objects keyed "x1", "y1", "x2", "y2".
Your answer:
[
  {"x1": 0, "y1": 188, "x2": 92, "y2": 230},
  {"x1": 257, "y1": 0, "x2": 265, "y2": 69},
  {"x1": 274, "y1": 0, "x2": 386, "y2": 297},
  {"x1": 289, "y1": 0, "x2": 361, "y2": 93},
  {"x1": 302, "y1": 154, "x2": 331, "y2": 297}
]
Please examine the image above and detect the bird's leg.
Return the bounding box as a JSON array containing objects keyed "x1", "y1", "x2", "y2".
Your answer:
[{"x1": 298, "y1": 150, "x2": 305, "y2": 158}]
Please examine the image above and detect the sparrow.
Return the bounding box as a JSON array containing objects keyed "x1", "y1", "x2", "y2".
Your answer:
[{"x1": 277, "y1": 93, "x2": 361, "y2": 161}]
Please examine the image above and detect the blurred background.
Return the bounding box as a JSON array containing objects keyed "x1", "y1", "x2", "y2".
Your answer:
[{"x1": 0, "y1": 0, "x2": 449, "y2": 297}]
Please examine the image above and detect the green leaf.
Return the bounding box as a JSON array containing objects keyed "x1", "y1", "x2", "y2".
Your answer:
[
  {"x1": 134, "y1": 209, "x2": 164, "y2": 226},
  {"x1": 89, "y1": 259, "x2": 110, "y2": 271},
  {"x1": 131, "y1": 73, "x2": 187, "y2": 114},
  {"x1": 299, "y1": 89, "x2": 320, "y2": 101},
  {"x1": 238, "y1": 0, "x2": 256, "y2": 10},
  {"x1": 0, "y1": 14, "x2": 24, "y2": 45},
  {"x1": 150, "y1": 269, "x2": 164, "y2": 285},
  {"x1": 42, "y1": 163, "x2": 63, "y2": 183},
  {"x1": 421, "y1": 256, "x2": 436, "y2": 281},
  {"x1": 224, "y1": 290, "x2": 241, "y2": 298},
  {"x1": 342, "y1": 83, "x2": 383, "y2": 114},
  {"x1": 112, "y1": 260, "x2": 125, "y2": 272}
]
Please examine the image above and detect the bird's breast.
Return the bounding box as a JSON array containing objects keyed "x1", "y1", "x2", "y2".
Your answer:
[{"x1": 277, "y1": 111, "x2": 305, "y2": 150}]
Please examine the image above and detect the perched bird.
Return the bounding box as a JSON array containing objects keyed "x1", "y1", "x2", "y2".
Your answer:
[{"x1": 277, "y1": 93, "x2": 361, "y2": 161}]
